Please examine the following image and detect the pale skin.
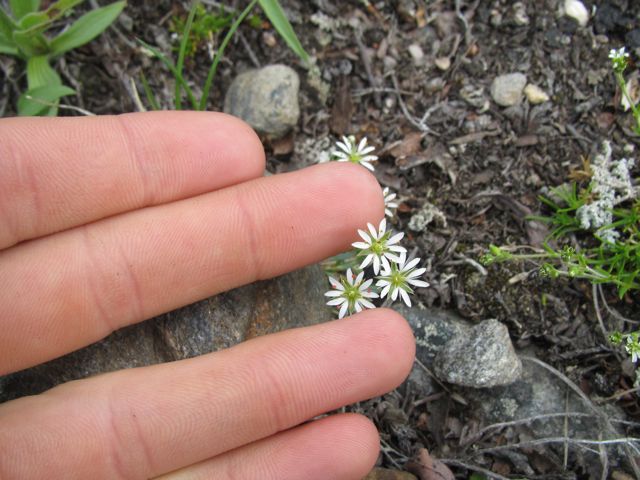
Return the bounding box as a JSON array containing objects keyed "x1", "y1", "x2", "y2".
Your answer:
[{"x1": 0, "y1": 112, "x2": 416, "y2": 479}]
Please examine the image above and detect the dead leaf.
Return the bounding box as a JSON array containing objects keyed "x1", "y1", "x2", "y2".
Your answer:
[
  {"x1": 330, "y1": 76, "x2": 352, "y2": 136},
  {"x1": 406, "y1": 449, "x2": 455, "y2": 480},
  {"x1": 388, "y1": 131, "x2": 424, "y2": 158},
  {"x1": 271, "y1": 133, "x2": 295, "y2": 156}
]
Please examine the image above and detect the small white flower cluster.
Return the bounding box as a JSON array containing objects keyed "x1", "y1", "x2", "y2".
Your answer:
[
  {"x1": 325, "y1": 217, "x2": 429, "y2": 318},
  {"x1": 576, "y1": 142, "x2": 637, "y2": 242},
  {"x1": 324, "y1": 136, "x2": 429, "y2": 318}
]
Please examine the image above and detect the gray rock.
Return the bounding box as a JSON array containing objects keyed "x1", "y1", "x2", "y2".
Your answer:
[
  {"x1": 394, "y1": 305, "x2": 470, "y2": 366},
  {"x1": 434, "y1": 319, "x2": 522, "y2": 388},
  {"x1": 0, "y1": 265, "x2": 328, "y2": 403},
  {"x1": 490, "y1": 73, "x2": 527, "y2": 107},
  {"x1": 224, "y1": 64, "x2": 300, "y2": 139}
]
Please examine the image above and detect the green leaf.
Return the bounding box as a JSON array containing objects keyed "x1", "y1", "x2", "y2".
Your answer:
[
  {"x1": 257, "y1": 0, "x2": 309, "y2": 64},
  {"x1": 18, "y1": 84, "x2": 75, "y2": 116},
  {"x1": 0, "y1": 7, "x2": 17, "y2": 39},
  {"x1": 0, "y1": 34, "x2": 18, "y2": 55},
  {"x1": 26, "y1": 55, "x2": 60, "y2": 89},
  {"x1": 175, "y1": 0, "x2": 199, "y2": 110},
  {"x1": 49, "y1": 1, "x2": 125, "y2": 56},
  {"x1": 10, "y1": 0, "x2": 41, "y2": 20}
]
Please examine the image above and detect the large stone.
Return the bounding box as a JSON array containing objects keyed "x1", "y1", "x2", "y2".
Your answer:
[
  {"x1": 490, "y1": 73, "x2": 527, "y2": 107},
  {"x1": 0, "y1": 265, "x2": 329, "y2": 403},
  {"x1": 224, "y1": 64, "x2": 300, "y2": 139},
  {"x1": 434, "y1": 319, "x2": 522, "y2": 388}
]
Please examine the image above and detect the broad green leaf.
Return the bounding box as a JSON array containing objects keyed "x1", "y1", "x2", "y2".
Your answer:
[
  {"x1": 12, "y1": 29, "x2": 49, "y2": 56},
  {"x1": 10, "y1": 0, "x2": 41, "y2": 20},
  {"x1": 0, "y1": 35, "x2": 18, "y2": 55},
  {"x1": 50, "y1": 1, "x2": 125, "y2": 56},
  {"x1": 18, "y1": 83, "x2": 74, "y2": 116},
  {"x1": 257, "y1": 0, "x2": 309, "y2": 64},
  {"x1": 16, "y1": 0, "x2": 84, "y2": 35},
  {"x1": 0, "y1": 7, "x2": 17, "y2": 39},
  {"x1": 26, "y1": 55, "x2": 60, "y2": 89}
]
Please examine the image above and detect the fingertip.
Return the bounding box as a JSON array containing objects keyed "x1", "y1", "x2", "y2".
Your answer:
[
  {"x1": 337, "y1": 413, "x2": 381, "y2": 477},
  {"x1": 349, "y1": 308, "x2": 416, "y2": 389}
]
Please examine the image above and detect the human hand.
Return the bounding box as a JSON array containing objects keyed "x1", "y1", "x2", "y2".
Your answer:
[{"x1": 0, "y1": 112, "x2": 415, "y2": 479}]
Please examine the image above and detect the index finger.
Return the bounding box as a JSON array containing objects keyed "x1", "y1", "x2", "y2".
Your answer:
[{"x1": 0, "y1": 112, "x2": 265, "y2": 249}]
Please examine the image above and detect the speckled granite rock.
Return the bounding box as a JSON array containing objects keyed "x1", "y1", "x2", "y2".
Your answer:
[
  {"x1": 224, "y1": 64, "x2": 300, "y2": 139},
  {"x1": 0, "y1": 265, "x2": 328, "y2": 403}
]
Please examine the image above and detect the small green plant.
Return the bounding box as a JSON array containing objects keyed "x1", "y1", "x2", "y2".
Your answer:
[
  {"x1": 481, "y1": 47, "x2": 639, "y2": 368},
  {"x1": 140, "y1": 0, "x2": 309, "y2": 111},
  {"x1": 169, "y1": 4, "x2": 233, "y2": 59},
  {"x1": 0, "y1": 0, "x2": 125, "y2": 116}
]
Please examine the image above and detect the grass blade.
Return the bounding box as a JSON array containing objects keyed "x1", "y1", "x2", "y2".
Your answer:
[
  {"x1": 257, "y1": 0, "x2": 309, "y2": 64},
  {"x1": 140, "y1": 71, "x2": 160, "y2": 111},
  {"x1": 175, "y1": 0, "x2": 199, "y2": 110},
  {"x1": 138, "y1": 39, "x2": 198, "y2": 110},
  {"x1": 199, "y1": 0, "x2": 258, "y2": 111}
]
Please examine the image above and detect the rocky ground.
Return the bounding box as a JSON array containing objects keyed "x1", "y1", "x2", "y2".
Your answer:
[{"x1": 2, "y1": 0, "x2": 640, "y2": 478}]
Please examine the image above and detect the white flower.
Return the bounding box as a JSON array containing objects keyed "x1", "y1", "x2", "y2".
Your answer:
[
  {"x1": 331, "y1": 135, "x2": 378, "y2": 171},
  {"x1": 383, "y1": 187, "x2": 398, "y2": 217},
  {"x1": 352, "y1": 218, "x2": 406, "y2": 274},
  {"x1": 376, "y1": 252, "x2": 429, "y2": 307},
  {"x1": 576, "y1": 141, "x2": 637, "y2": 231},
  {"x1": 609, "y1": 47, "x2": 629, "y2": 62},
  {"x1": 324, "y1": 268, "x2": 378, "y2": 319}
]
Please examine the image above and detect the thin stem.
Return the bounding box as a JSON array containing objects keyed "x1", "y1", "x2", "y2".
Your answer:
[
  {"x1": 175, "y1": 0, "x2": 199, "y2": 110},
  {"x1": 198, "y1": 0, "x2": 259, "y2": 111},
  {"x1": 616, "y1": 70, "x2": 640, "y2": 134}
]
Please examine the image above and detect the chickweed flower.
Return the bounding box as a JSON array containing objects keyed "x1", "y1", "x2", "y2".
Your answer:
[
  {"x1": 609, "y1": 47, "x2": 630, "y2": 73},
  {"x1": 376, "y1": 252, "x2": 429, "y2": 307},
  {"x1": 626, "y1": 333, "x2": 640, "y2": 363},
  {"x1": 352, "y1": 218, "x2": 406, "y2": 274},
  {"x1": 383, "y1": 187, "x2": 399, "y2": 217},
  {"x1": 325, "y1": 268, "x2": 378, "y2": 319},
  {"x1": 332, "y1": 135, "x2": 378, "y2": 171}
]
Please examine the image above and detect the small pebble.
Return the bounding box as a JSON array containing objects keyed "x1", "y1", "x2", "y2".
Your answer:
[
  {"x1": 408, "y1": 44, "x2": 424, "y2": 65},
  {"x1": 434, "y1": 57, "x2": 451, "y2": 71},
  {"x1": 524, "y1": 84, "x2": 550, "y2": 104},
  {"x1": 490, "y1": 73, "x2": 527, "y2": 107},
  {"x1": 562, "y1": 0, "x2": 589, "y2": 28}
]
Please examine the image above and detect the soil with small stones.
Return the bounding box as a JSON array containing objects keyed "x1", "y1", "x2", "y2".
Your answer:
[{"x1": 2, "y1": 0, "x2": 640, "y2": 478}]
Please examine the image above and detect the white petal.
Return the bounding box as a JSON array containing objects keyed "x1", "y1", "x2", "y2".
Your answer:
[
  {"x1": 404, "y1": 257, "x2": 421, "y2": 271},
  {"x1": 359, "y1": 254, "x2": 373, "y2": 270},
  {"x1": 380, "y1": 255, "x2": 391, "y2": 272},
  {"x1": 328, "y1": 276, "x2": 344, "y2": 290},
  {"x1": 357, "y1": 229, "x2": 372, "y2": 243},
  {"x1": 385, "y1": 208, "x2": 393, "y2": 217},
  {"x1": 378, "y1": 218, "x2": 387, "y2": 236},
  {"x1": 361, "y1": 278, "x2": 373, "y2": 290},
  {"x1": 376, "y1": 279, "x2": 390, "y2": 287},
  {"x1": 352, "y1": 241, "x2": 370, "y2": 250},
  {"x1": 383, "y1": 252, "x2": 401, "y2": 264},
  {"x1": 357, "y1": 137, "x2": 368, "y2": 152},
  {"x1": 391, "y1": 287, "x2": 399, "y2": 301},
  {"x1": 360, "y1": 161, "x2": 375, "y2": 171},
  {"x1": 400, "y1": 289, "x2": 412, "y2": 307},
  {"x1": 388, "y1": 232, "x2": 404, "y2": 245},
  {"x1": 325, "y1": 290, "x2": 343, "y2": 297},
  {"x1": 395, "y1": 252, "x2": 407, "y2": 265},
  {"x1": 407, "y1": 268, "x2": 427, "y2": 278},
  {"x1": 339, "y1": 302, "x2": 349, "y2": 319},
  {"x1": 367, "y1": 222, "x2": 378, "y2": 238},
  {"x1": 408, "y1": 279, "x2": 430, "y2": 288},
  {"x1": 361, "y1": 290, "x2": 379, "y2": 299},
  {"x1": 388, "y1": 246, "x2": 407, "y2": 255},
  {"x1": 360, "y1": 146, "x2": 376, "y2": 155},
  {"x1": 360, "y1": 298, "x2": 376, "y2": 309},
  {"x1": 346, "y1": 269, "x2": 354, "y2": 285},
  {"x1": 355, "y1": 270, "x2": 365, "y2": 285},
  {"x1": 327, "y1": 298, "x2": 346, "y2": 306},
  {"x1": 354, "y1": 301, "x2": 363, "y2": 313},
  {"x1": 379, "y1": 284, "x2": 390, "y2": 298},
  {"x1": 373, "y1": 255, "x2": 381, "y2": 275},
  {"x1": 361, "y1": 155, "x2": 378, "y2": 162}
]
